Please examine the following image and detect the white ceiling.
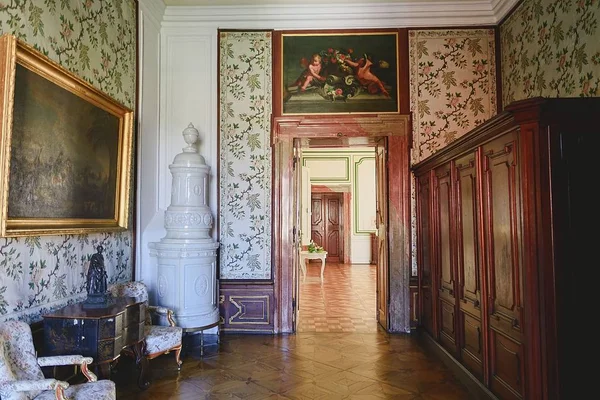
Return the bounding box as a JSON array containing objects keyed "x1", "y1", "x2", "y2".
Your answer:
[{"x1": 164, "y1": 0, "x2": 485, "y2": 5}]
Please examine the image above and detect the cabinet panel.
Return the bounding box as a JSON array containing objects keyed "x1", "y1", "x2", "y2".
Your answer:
[
  {"x1": 461, "y1": 312, "x2": 483, "y2": 379},
  {"x1": 417, "y1": 173, "x2": 434, "y2": 337},
  {"x1": 454, "y1": 151, "x2": 483, "y2": 378},
  {"x1": 434, "y1": 163, "x2": 456, "y2": 354},
  {"x1": 439, "y1": 300, "x2": 457, "y2": 354},
  {"x1": 482, "y1": 133, "x2": 523, "y2": 344},
  {"x1": 455, "y1": 152, "x2": 481, "y2": 309},
  {"x1": 421, "y1": 289, "x2": 433, "y2": 336},
  {"x1": 490, "y1": 331, "x2": 524, "y2": 400}
]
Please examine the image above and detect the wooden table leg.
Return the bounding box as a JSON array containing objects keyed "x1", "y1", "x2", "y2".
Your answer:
[
  {"x1": 132, "y1": 341, "x2": 150, "y2": 390},
  {"x1": 320, "y1": 257, "x2": 325, "y2": 281}
]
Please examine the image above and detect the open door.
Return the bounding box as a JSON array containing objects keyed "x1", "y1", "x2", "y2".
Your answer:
[
  {"x1": 375, "y1": 139, "x2": 389, "y2": 330},
  {"x1": 291, "y1": 139, "x2": 302, "y2": 332},
  {"x1": 301, "y1": 166, "x2": 311, "y2": 247}
]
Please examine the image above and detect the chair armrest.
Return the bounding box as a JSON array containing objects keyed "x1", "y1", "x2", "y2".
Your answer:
[
  {"x1": 38, "y1": 355, "x2": 97, "y2": 382},
  {"x1": 148, "y1": 305, "x2": 176, "y2": 326},
  {"x1": 38, "y1": 355, "x2": 93, "y2": 367},
  {"x1": 0, "y1": 378, "x2": 69, "y2": 392}
]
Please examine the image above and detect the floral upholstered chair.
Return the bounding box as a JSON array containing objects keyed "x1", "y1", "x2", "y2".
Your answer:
[
  {"x1": 0, "y1": 320, "x2": 115, "y2": 400},
  {"x1": 108, "y1": 281, "x2": 183, "y2": 370}
]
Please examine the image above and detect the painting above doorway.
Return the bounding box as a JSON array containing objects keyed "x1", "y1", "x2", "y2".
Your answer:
[{"x1": 281, "y1": 31, "x2": 399, "y2": 115}]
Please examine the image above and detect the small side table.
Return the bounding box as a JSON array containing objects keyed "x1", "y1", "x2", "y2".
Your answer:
[
  {"x1": 182, "y1": 321, "x2": 220, "y2": 356},
  {"x1": 299, "y1": 250, "x2": 328, "y2": 281}
]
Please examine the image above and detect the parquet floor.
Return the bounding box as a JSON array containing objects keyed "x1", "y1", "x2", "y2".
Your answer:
[
  {"x1": 115, "y1": 263, "x2": 475, "y2": 399},
  {"x1": 298, "y1": 262, "x2": 378, "y2": 333}
]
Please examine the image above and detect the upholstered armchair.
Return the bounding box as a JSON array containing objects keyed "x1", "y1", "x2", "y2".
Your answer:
[
  {"x1": 0, "y1": 320, "x2": 115, "y2": 400},
  {"x1": 108, "y1": 281, "x2": 183, "y2": 369}
]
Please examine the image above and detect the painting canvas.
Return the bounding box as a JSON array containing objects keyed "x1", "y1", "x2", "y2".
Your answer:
[
  {"x1": 281, "y1": 31, "x2": 399, "y2": 115},
  {"x1": 0, "y1": 34, "x2": 133, "y2": 237}
]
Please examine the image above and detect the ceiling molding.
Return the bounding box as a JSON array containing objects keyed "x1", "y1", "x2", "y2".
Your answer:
[
  {"x1": 140, "y1": 0, "x2": 166, "y2": 28},
  {"x1": 161, "y1": 1, "x2": 519, "y2": 29},
  {"x1": 491, "y1": 0, "x2": 521, "y2": 23}
]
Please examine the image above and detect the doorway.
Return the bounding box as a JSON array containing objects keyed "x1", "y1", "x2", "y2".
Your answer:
[
  {"x1": 297, "y1": 144, "x2": 380, "y2": 333},
  {"x1": 310, "y1": 192, "x2": 344, "y2": 264},
  {"x1": 271, "y1": 114, "x2": 412, "y2": 334}
]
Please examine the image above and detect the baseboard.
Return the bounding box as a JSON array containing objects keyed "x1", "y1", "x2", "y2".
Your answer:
[{"x1": 418, "y1": 330, "x2": 499, "y2": 400}]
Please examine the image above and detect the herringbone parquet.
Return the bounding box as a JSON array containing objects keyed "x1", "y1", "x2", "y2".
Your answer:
[{"x1": 115, "y1": 263, "x2": 475, "y2": 399}]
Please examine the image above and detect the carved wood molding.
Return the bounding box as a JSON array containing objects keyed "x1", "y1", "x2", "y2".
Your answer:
[{"x1": 272, "y1": 114, "x2": 411, "y2": 144}]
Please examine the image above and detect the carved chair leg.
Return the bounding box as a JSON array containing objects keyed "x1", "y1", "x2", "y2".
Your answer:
[
  {"x1": 132, "y1": 341, "x2": 151, "y2": 390},
  {"x1": 174, "y1": 346, "x2": 183, "y2": 370}
]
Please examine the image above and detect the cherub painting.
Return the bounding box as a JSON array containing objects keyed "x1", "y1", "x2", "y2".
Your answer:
[{"x1": 282, "y1": 32, "x2": 399, "y2": 114}]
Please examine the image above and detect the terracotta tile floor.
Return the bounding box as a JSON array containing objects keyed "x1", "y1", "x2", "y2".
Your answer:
[{"x1": 115, "y1": 263, "x2": 476, "y2": 399}]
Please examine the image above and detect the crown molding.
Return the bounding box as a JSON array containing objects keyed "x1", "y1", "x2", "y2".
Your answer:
[
  {"x1": 140, "y1": 0, "x2": 166, "y2": 29},
  {"x1": 161, "y1": 1, "x2": 520, "y2": 29},
  {"x1": 162, "y1": 1, "x2": 500, "y2": 28},
  {"x1": 491, "y1": 0, "x2": 521, "y2": 23}
]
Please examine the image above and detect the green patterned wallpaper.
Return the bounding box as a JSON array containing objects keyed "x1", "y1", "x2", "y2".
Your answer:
[
  {"x1": 0, "y1": 0, "x2": 137, "y2": 324},
  {"x1": 501, "y1": 0, "x2": 600, "y2": 105},
  {"x1": 409, "y1": 29, "x2": 497, "y2": 165},
  {"x1": 219, "y1": 31, "x2": 273, "y2": 280}
]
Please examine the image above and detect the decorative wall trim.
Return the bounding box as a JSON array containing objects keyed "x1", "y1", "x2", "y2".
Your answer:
[
  {"x1": 140, "y1": 0, "x2": 165, "y2": 29},
  {"x1": 302, "y1": 156, "x2": 350, "y2": 182},
  {"x1": 353, "y1": 156, "x2": 376, "y2": 235},
  {"x1": 162, "y1": 1, "x2": 519, "y2": 28},
  {"x1": 273, "y1": 114, "x2": 411, "y2": 143},
  {"x1": 219, "y1": 285, "x2": 274, "y2": 333}
]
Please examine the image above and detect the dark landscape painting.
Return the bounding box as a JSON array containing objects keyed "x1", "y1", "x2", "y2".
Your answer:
[{"x1": 8, "y1": 64, "x2": 119, "y2": 219}]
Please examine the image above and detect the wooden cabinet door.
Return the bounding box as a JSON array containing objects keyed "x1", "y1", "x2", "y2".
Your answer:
[
  {"x1": 416, "y1": 172, "x2": 434, "y2": 337},
  {"x1": 311, "y1": 193, "x2": 343, "y2": 263},
  {"x1": 455, "y1": 151, "x2": 484, "y2": 379},
  {"x1": 482, "y1": 131, "x2": 525, "y2": 400},
  {"x1": 433, "y1": 163, "x2": 457, "y2": 356}
]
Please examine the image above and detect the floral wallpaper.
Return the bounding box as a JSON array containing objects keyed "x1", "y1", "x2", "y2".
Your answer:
[
  {"x1": 409, "y1": 29, "x2": 497, "y2": 165},
  {"x1": 219, "y1": 31, "x2": 272, "y2": 280},
  {"x1": 501, "y1": 0, "x2": 600, "y2": 105},
  {"x1": 0, "y1": 0, "x2": 136, "y2": 324}
]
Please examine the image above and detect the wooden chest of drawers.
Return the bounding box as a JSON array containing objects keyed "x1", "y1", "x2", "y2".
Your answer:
[{"x1": 43, "y1": 297, "x2": 146, "y2": 364}]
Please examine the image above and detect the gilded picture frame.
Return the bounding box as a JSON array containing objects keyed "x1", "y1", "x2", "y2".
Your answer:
[
  {"x1": 0, "y1": 34, "x2": 133, "y2": 237},
  {"x1": 281, "y1": 30, "x2": 399, "y2": 115}
]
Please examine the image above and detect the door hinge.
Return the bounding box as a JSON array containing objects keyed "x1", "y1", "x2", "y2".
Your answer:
[
  {"x1": 293, "y1": 155, "x2": 298, "y2": 170},
  {"x1": 292, "y1": 226, "x2": 297, "y2": 243}
]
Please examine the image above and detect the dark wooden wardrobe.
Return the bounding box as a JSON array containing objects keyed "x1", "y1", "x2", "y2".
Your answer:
[{"x1": 413, "y1": 97, "x2": 600, "y2": 400}]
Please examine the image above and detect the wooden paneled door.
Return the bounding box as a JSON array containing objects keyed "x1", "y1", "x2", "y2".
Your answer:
[
  {"x1": 311, "y1": 192, "x2": 343, "y2": 263},
  {"x1": 375, "y1": 142, "x2": 389, "y2": 330},
  {"x1": 292, "y1": 140, "x2": 302, "y2": 332}
]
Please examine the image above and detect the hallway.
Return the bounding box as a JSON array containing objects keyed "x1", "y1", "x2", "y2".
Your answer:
[
  {"x1": 116, "y1": 263, "x2": 475, "y2": 399},
  {"x1": 298, "y1": 262, "x2": 378, "y2": 333}
]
